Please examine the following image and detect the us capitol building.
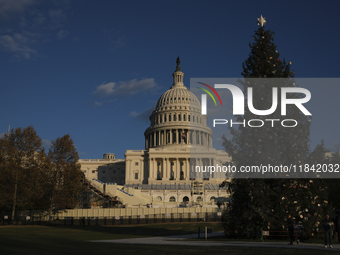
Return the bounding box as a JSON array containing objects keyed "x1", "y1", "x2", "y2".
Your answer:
[{"x1": 79, "y1": 58, "x2": 231, "y2": 207}]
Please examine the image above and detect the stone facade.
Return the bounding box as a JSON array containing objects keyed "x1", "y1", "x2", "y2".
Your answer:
[{"x1": 79, "y1": 58, "x2": 231, "y2": 206}]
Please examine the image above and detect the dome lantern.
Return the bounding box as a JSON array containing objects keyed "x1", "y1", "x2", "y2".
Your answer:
[{"x1": 171, "y1": 56, "x2": 184, "y2": 89}]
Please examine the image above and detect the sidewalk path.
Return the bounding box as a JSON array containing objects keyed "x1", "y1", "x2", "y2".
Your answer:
[{"x1": 90, "y1": 232, "x2": 340, "y2": 251}]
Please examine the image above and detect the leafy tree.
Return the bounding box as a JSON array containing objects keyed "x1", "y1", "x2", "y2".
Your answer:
[
  {"x1": 0, "y1": 127, "x2": 84, "y2": 220},
  {"x1": 47, "y1": 134, "x2": 83, "y2": 211},
  {"x1": 222, "y1": 25, "x2": 329, "y2": 238},
  {"x1": 0, "y1": 126, "x2": 48, "y2": 219}
]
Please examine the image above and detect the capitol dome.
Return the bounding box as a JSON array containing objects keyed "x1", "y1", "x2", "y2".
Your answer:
[{"x1": 144, "y1": 58, "x2": 213, "y2": 150}]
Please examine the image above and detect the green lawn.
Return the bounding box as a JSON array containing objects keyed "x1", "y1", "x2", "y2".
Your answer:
[{"x1": 0, "y1": 223, "x2": 338, "y2": 255}]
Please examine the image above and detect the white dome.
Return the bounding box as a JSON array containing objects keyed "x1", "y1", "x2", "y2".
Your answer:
[
  {"x1": 155, "y1": 87, "x2": 201, "y2": 112},
  {"x1": 144, "y1": 58, "x2": 213, "y2": 150}
]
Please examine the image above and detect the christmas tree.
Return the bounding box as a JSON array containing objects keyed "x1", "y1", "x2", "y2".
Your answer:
[{"x1": 222, "y1": 16, "x2": 330, "y2": 238}]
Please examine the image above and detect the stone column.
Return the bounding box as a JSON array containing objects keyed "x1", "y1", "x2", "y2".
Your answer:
[
  {"x1": 175, "y1": 158, "x2": 181, "y2": 180},
  {"x1": 185, "y1": 158, "x2": 190, "y2": 180},
  {"x1": 126, "y1": 159, "x2": 131, "y2": 183},
  {"x1": 140, "y1": 159, "x2": 144, "y2": 183},
  {"x1": 163, "y1": 158, "x2": 169, "y2": 181},
  {"x1": 153, "y1": 158, "x2": 156, "y2": 180},
  {"x1": 170, "y1": 129, "x2": 173, "y2": 145},
  {"x1": 149, "y1": 158, "x2": 153, "y2": 179}
]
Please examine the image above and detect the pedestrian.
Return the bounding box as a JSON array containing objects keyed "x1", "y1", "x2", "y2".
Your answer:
[
  {"x1": 335, "y1": 212, "x2": 340, "y2": 244},
  {"x1": 322, "y1": 213, "x2": 334, "y2": 248},
  {"x1": 287, "y1": 214, "x2": 296, "y2": 245}
]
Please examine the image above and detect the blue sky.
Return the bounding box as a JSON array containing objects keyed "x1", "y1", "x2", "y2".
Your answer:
[{"x1": 1, "y1": 0, "x2": 340, "y2": 159}]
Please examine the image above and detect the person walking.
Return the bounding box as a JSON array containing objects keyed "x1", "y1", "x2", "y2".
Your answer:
[
  {"x1": 322, "y1": 213, "x2": 334, "y2": 248},
  {"x1": 287, "y1": 214, "x2": 296, "y2": 245}
]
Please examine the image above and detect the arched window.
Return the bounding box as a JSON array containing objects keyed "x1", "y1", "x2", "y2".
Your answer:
[
  {"x1": 164, "y1": 115, "x2": 167, "y2": 122},
  {"x1": 180, "y1": 170, "x2": 184, "y2": 180},
  {"x1": 193, "y1": 116, "x2": 195, "y2": 122},
  {"x1": 197, "y1": 196, "x2": 203, "y2": 202},
  {"x1": 169, "y1": 196, "x2": 176, "y2": 202},
  {"x1": 170, "y1": 170, "x2": 174, "y2": 180},
  {"x1": 188, "y1": 115, "x2": 190, "y2": 121},
  {"x1": 178, "y1": 114, "x2": 181, "y2": 121},
  {"x1": 210, "y1": 196, "x2": 216, "y2": 202},
  {"x1": 173, "y1": 114, "x2": 176, "y2": 121},
  {"x1": 157, "y1": 170, "x2": 161, "y2": 180},
  {"x1": 160, "y1": 115, "x2": 162, "y2": 123},
  {"x1": 156, "y1": 196, "x2": 162, "y2": 202},
  {"x1": 183, "y1": 114, "x2": 186, "y2": 121},
  {"x1": 169, "y1": 114, "x2": 171, "y2": 121},
  {"x1": 183, "y1": 196, "x2": 189, "y2": 203}
]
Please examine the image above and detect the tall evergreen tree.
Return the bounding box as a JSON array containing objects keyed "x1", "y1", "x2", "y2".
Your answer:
[{"x1": 222, "y1": 22, "x2": 329, "y2": 238}]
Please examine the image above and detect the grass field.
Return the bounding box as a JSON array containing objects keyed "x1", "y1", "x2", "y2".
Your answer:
[{"x1": 0, "y1": 223, "x2": 338, "y2": 255}]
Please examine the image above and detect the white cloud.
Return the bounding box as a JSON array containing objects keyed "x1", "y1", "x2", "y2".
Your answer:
[
  {"x1": 94, "y1": 101, "x2": 103, "y2": 106},
  {"x1": 0, "y1": 0, "x2": 36, "y2": 19},
  {"x1": 0, "y1": 33, "x2": 37, "y2": 59},
  {"x1": 57, "y1": 29, "x2": 68, "y2": 39},
  {"x1": 42, "y1": 139, "x2": 51, "y2": 149},
  {"x1": 130, "y1": 106, "x2": 154, "y2": 123},
  {"x1": 49, "y1": 9, "x2": 66, "y2": 28},
  {"x1": 94, "y1": 78, "x2": 157, "y2": 97},
  {"x1": 0, "y1": 1, "x2": 69, "y2": 60},
  {"x1": 329, "y1": 141, "x2": 340, "y2": 152}
]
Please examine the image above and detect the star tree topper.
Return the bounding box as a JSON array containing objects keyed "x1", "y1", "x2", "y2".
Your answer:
[{"x1": 257, "y1": 15, "x2": 266, "y2": 27}]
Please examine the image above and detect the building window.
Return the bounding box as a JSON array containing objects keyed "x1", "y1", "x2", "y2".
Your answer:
[
  {"x1": 121, "y1": 180, "x2": 125, "y2": 184},
  {"x1": 101, "y1": 177, "x2": 106, "y2": 183},
  {"x1": 180, "y1": 170, "x2": 184, "y2": 180},
  {"x1": 157, "y1": 171, "x2": 161, "y2": 180},
  {"x1": 113, "y1": 170, "x2": 116, "y2": 173},
  {"x1": 135, "y1": 173, "x2": 138, "y2": 179},
  {"x1": 121, "y1": 170, "x2": 125, "y2": 173},
  {"x1": 169, "y1": 196, "x2": 176, "y2": 202},
  {"x1": 156, "y1": 196, "x2": 162, "y2": 202},
  {"x1": 210, "y1": 196, "x2": 216, "y2": 202},
  {"x1": 92, "y1": 170, "x2": 96, "y2": 173},
  {"x1": 102, "y1": 170, "x2": 105, "y2": 173},
  {"x1": 197, "y1": 196, "x2": 203, "y2": 202},
  {"x1": 135, "y1": 162, "x2": 138, "y2": 166},
  {"x1": 84, "y1": 170, "x2": 86, "y2": 173},
  {"x1": 170, "y1": 170, "x2": 174, "y2": 180},
  {"x1": 183, "y1": 196, "x2": 189, "y2": 203}
]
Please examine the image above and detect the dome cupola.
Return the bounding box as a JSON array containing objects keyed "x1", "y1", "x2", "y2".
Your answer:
[{"x1": 144, "y1": 58, "x2": 213, "y2": 150}]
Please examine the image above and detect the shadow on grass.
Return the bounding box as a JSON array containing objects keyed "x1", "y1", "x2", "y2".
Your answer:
[
  {"x1": 46, "y1": 221, "x2": 223, "y2": 240},
  {"x1": 0, "y1": 225, "x2": 337, "y2": 255}
]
